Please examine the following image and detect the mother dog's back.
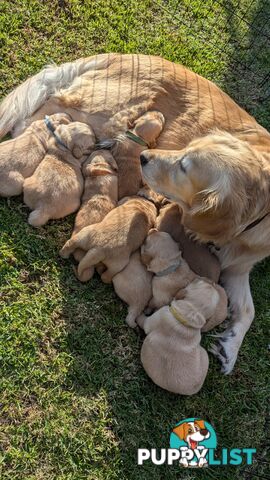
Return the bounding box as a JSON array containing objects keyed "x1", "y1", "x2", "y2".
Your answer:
[{"x1": 0, "y1": 53, "x2": 262, "y2": 148}]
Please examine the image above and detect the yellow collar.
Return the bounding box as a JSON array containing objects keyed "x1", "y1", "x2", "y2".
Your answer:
[{"x1": 169, "y1": 305, "x2": 190, "y2": 327}]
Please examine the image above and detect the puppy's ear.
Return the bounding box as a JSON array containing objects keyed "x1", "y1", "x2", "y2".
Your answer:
[
  {"x1": 50, "y1": 114, "x2": 71, "y2": 129},
  {"x1": 140, "y1": 246, "x2": 152, "y2": 266},
  {"x1": 72, "y1": 145, "x2": 83, "y2": 159},
  {"x1": 186, "y1": 310, "x2": 206, "y2": 329},
  {"x1": 82, "y1": 162, "x2": 93, "y2": 176}
]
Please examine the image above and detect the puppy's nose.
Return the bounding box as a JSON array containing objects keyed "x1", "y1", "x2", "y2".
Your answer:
[
  {"x1": 140, "y1": 153, "x2": 149, "y2": 166},
  {"x1": 200, "y1": 429, "x2": 208, "y2": 436}
]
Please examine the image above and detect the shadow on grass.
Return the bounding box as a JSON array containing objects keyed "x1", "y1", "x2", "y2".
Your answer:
[{"x1": 220, "y1": 0, "x2": 270, "y2": 130}]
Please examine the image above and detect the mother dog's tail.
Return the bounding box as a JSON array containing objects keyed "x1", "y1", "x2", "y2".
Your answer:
[{"x1": 0, "y1": 55, "x2": 108, "y2": 138}]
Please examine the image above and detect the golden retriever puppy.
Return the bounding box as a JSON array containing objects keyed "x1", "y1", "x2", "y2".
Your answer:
[
  {"x1": 23, "y1": 122, "x2": 96, "y2": 226},
  {"x1": 0, "y1": 113, "x2": 71, "y2": 197},
  {"x1": 112, "y1": 250, "x2": 153, "y2": 328},
  {"x1": 175, "y1": 278, "x2": 228, "y2": 332},
  {"x1": 156, "y1": 202, "x2": 221, "y2": 282},
  {"x1": 141, "y1": 229, "x2": 196, "y2": 311},
  {"x1": 72, "y1": 149, "x2": 118, "y2": 261},
  {"x1": 137, "y1": 278, "x2": 227, "y2": 395},
  {"x1": 110, "y1": 111, "x2": 165, "y2": 199},
  {"x1": 60, "y1": 196, "x2": 157, "y2": 283}
]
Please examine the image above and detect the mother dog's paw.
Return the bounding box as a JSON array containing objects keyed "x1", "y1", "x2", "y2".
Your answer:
[{"x1": 209, "y1": 328, "x2": 238, "y2": 374}]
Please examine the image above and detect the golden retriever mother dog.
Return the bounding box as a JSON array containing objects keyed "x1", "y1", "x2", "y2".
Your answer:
[{"x1": 0, "y1": 53, "x2": 269, "y2": 374}]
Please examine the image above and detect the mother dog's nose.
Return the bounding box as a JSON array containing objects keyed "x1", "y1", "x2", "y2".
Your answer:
[
  {"x1": 200, "y1": 429, "x2": 208, "y2": 436},
  {"x1": 140, "y1": 153, "x2": 149, "y2": 166}
]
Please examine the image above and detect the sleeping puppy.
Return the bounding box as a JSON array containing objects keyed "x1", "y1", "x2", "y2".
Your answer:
[
  {"x1": 72, "y1": 149, "x2": 118, "y2": 261},
  {"x1": 112, "y1": 250, "x2": 153, "y2": 328},
  {"x1": 141, "y1": 229, "x2": 196, "y2": 311},
  {"x1": 23, "y1": 122, "x2": 96, "y2": 226},
  {"x1": 60, "y1": 196, "x2": 157, "y2": 283},
  {"x1": 111, "y1": 111, "x2": 165, "y2": 199},
  {"x1": 174, "y1": 277, "x2": 227, "y2": 332},
  {"x1": 156, "y1": 202, "x2": 221, "y2": 282},
  {"x1": 137, "y1": 278, "x2": 227, "y2": 395},
  {"x1": 0, "y1": 113, "x2": 71, "y2": 197}
]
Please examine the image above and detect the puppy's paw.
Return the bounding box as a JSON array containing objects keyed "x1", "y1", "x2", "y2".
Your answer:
[
  {"x1": 59, "y1": 246, "x2": 70, "y2": 259},
  {"x1": 125, "y1": 315, "x2": 137, "y2": 329},
  {"x1": 73, "y1": 248, "x2": 85, "y2": 262},
  {"x1": 28, "y1": 210, "x2": 48, "y2": 227},
  {"x1": 75, "y1": 266, "x2": 95, "y2": 282}
]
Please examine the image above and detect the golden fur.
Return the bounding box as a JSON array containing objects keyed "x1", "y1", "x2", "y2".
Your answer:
[
  {"x1": 141, "y1": 229, "x2": 227, "y2": 318},
  {"x1": 156, "y1": 202, "x2": 221, "y2": 281},
  {"x1": 72, "y1": 149, "x2": 118, "y2": 261},
  {"x1": 141, "y1": 131, "x2": 270, "y2": 245},
  {"x1": 112, "y1": 250, "x2": 153, "y2": 328},
  {"x1": 60, "y1": 196, "x2": 157, "y2": 283},
  {"x1": 0, "y1": 113, "x2": 71, "y2": 197},
  {"x1": 2, "y1": 53, "x2": 270, "y2": 373},
  {"x1": 137, "y1": 278, "x2": 227, "y2": 395},
  {"x1": 141, "y1": 229, "x2": 196, "y2": 311},
  {"x1": 111, "y1": 111, "x2": 165, "y2": 198},
  {"x1": 23, "y1": 122, "x2": 96, "y2": 226}
]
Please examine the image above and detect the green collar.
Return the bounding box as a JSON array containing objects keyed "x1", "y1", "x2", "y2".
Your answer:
[
  {"x1": 125, "y1": 130, "x2": 149, "y2": 147},
  {"x1": 155, "y1": 258, "x2": 182, "y2": 277}
]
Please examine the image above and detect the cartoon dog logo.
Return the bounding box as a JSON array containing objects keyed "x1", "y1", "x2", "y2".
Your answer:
[{"x1": 173, "y1": 419, "x2": 211, "y2": 467}]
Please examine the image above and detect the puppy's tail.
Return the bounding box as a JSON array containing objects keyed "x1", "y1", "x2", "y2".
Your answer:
[{"x1": 0, "y1": 54, "x2": 110, "y2": 138}]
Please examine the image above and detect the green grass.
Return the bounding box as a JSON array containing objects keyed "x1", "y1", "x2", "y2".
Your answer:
[{"x1": 0, "y1": 1, "x2": 269, "y2": 479}]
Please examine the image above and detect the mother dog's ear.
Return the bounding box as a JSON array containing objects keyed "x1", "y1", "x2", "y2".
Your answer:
[{"x1": 184, "y1": 188, "x2": 239, "y2": 244}]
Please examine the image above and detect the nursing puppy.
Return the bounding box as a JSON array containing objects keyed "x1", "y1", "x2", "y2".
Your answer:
[
  {"x1": 156, "y1": 202, "x2": 221, "y2": 282},
  {"x1": 137, "y1": 278, "x2": 227, "y2": 395},
  {"x1": 141, "y1": 229, "x2": 196, "y2": 311},
  {"x1": 175, "y1": 278, "x2": 228, "y2": 332},
  {"x1": 110, "y1": 111, "x2": 165, "y2": 199},
  {"x1": 112, "y1": 251, "x2": 153, "y2": 328},
  {"x1": 60, "y1": 196, "x2": 157, "y2": 283},
  {"x1": 24, "y1": 122, "x2": 96, "y2": 226},
  {"x1": 0, "y1": 113, "x2": 71, "y2": 197},
  {"x1": 72, "y1": 149, "x2": 118, "y2": 261}
]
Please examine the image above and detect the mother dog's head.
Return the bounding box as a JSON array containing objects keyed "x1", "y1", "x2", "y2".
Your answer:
[{"x1": 141, "y1": 131, "x2": 270, "y2": 245}]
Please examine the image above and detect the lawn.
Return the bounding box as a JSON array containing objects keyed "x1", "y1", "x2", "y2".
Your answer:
[{"x1": 0, "y1": 1, "x2": 269, "y2": 479}]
